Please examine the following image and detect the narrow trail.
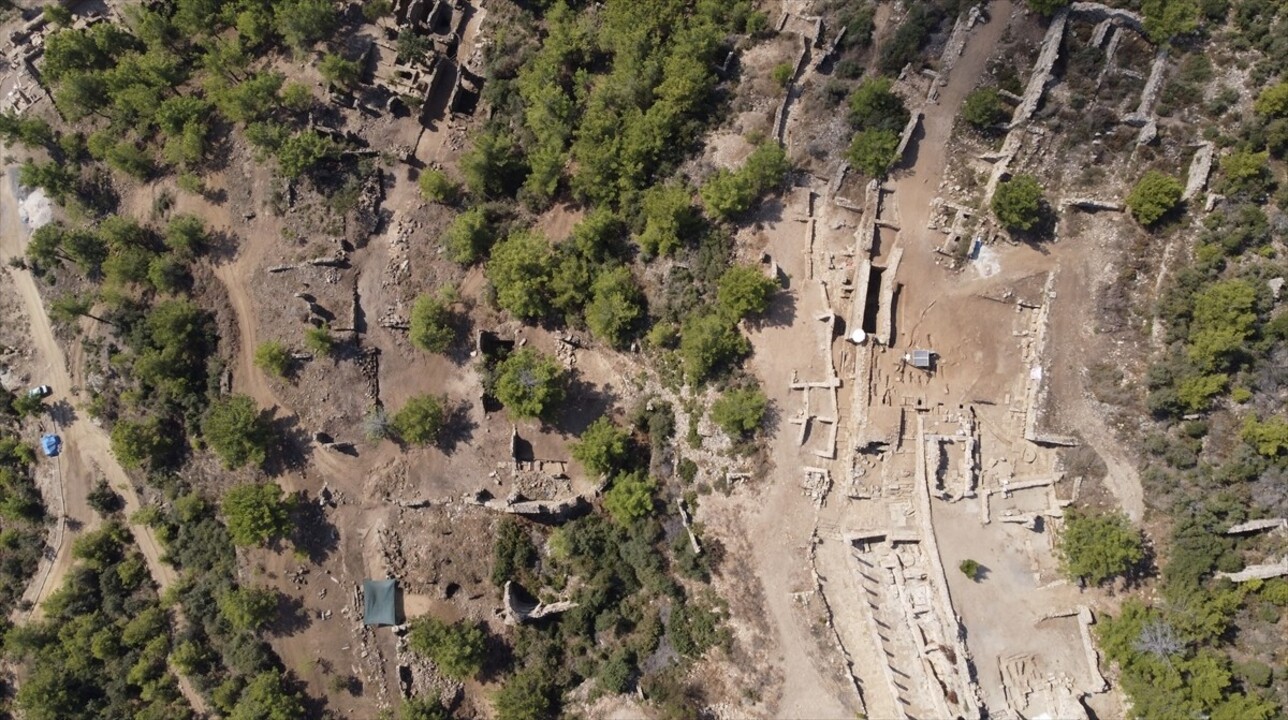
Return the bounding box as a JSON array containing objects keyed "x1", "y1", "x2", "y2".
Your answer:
[{"x1": 1, "y1": 167, "x2": 208, "y2": 714}]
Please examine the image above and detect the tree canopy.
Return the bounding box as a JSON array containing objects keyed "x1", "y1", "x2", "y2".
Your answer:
[
  {"x1": 716, "y1": 265, "x2": 777, "y2": 320},
  {"x1": 962, "y1": 87, "x2": 1008, "y2": 129},
  {"x1": 710, "y1": 387, "x2": 768, "y2": 437},
  {"x1": 493, "y1": 348, "x2": 565, "y2": 420},
  {"x1": 1126, "y1": 171, "x2": 1184, "y2": 226},
  {"x1": 603, "y1": 471, "x2": 656, "y2": 524},
  {"x1": 409, "y1": 293, "x2": 457, "y2": 353},
  {"x1": 1058, "y1": 510, "x2": 1144, "y2": 585},
  {"x1": 407, "y1": 616, "x2": 486, "y2": 680},
  {"x1": 392, "y1": 394, "x2": 448, "y2": 446},
  {"x1": 570, "y1": 417, "x2": 631, "y2": 477},
  {"x1": 488, "y1": 230, "x2": 554, "y2": 320},
  {"x1": 991, "y1": 174, "x2": 1045, "y2": 231},
  {"x1": 202, "y1": 395, "x2": 273, "y2": 469},
  {"x1": 221, "y1": 482, "x2": 293, "y2": 548},
  {"x1": 679, "y1": 313, "x2": 750, "y2": 384},
  {"x1": 847, "y1": 128, "x2": 901, "y2": 179}
]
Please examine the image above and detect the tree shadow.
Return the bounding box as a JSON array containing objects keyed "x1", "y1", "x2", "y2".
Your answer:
[
  {"x1": 205, "y1": 229, "x2": 242, "y2": 266},
  {"x1": 894, "y1": 115, "x2": 927, "y2": 173},
  {"x1": 437, "y1": 401, "x2": 478, "y2": 456},
  {"x1": 478, "y1": 629, "x2": 516, "y2": 683},
  {"x1": 444, "y1": 311, "x2": 478, "y2": 366},
  {"x1": 269, "y1": 591, "x2": 313, "y2": 637},
  {"x1": 747, "y1": 284, "x2": 798, "y2": 330},
  {"x1": 1012, "y1": 202, "x2": 1060, "y2": 250},
  {"x1": 47, "y1": 398, "x2": 77, "y2": 427},
  {"x1": 264, "y1": 410, "x2": 313, "y2": 476},
  {"x1": 550, "y1": 375, "x2": 619, "y2": 437},
  {"x1": 759, "y1": 397, "x2": 783, "y2": 438},
  {"x1": 290, "y1": 492, "x2": 340, "y2": 565}
]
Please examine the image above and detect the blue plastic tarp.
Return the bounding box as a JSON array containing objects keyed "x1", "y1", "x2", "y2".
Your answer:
[{"x1": 40, "y1": 434, "x2": 60, "y2": 457}]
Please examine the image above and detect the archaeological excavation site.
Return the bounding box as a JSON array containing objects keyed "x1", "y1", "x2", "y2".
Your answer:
[{"x1": 0, "y1": 0, "x2": 1286, "y2": 717}]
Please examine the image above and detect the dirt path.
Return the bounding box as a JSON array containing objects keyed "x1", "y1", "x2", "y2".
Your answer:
[
  {"x1": 0, "y1": 167, "x2": 209, "y2": 714},
  {"x1": 890, "y1": 2, "x2": 1014, "y2": 233},
  {"x1": 737, "y1": 6, "x2": 1021, "y2": 718}
]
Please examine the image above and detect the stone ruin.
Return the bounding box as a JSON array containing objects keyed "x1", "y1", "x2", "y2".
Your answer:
[
  {"x1": 501, "y1": 580, "x2": 576, "y2": 625},
  {"x1": 348, "y1": 0, "x2": 483, "y2": 125}
]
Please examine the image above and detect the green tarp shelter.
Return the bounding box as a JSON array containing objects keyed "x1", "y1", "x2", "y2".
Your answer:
[{"x1": 363, "y1": 579, "x2": 397, "y2": 626}]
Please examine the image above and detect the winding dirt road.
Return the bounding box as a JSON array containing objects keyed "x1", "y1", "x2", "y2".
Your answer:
[{"x1": 0, "y1": 166, "x2": 208, "y2": 713}]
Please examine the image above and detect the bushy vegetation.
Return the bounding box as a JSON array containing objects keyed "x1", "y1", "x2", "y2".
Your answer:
[
  {"x1": 407, "y1": 616, "x2": 487, "y2": 680},
  {"x1": 1058, "y1": 510, "x2": 1145, "y2": 586},
  {"x1": 492, "y1": 348, "x2": 565, "y2": 420},
  {"x1": 418, "y1": 168, "x2": 460, "y2": 204},
  {"x1": 0, "y1": 434, "x2": 47, "y2": 616},
  {"x1": 202, "y1": 395, "x2": 274, "y2": 470},
  {"x1": 710, "y1": 386, "x2": 768, "y2": 438},
  {"x1": 5, "y1": 522, "x2": 194, "y2": 719},
  {"x1": 570, "y1": 416, "x2": 631, "y2": 477},
  {"x1": 409, "y1": 292, "x2": 458, "y2": 354},
  {"x1": 603, "y1": 471, "x2": 657, "y2": 524},
  {"x1": 1126, "y1": 170, "x2": 1184, "y2": 226},
  {"x1": 716, "y1": 265, "x2": 777, "y2": 320},
  {"x1": 962, "y1": 87, "x2": 1008, "y2": 129},
  {"x1": 221, "y1": 482, "x2": 293, "y2": 548},
  {"x1": 253, "y1": 340, "x2": 292, "y2": 377},
  {"x1": 699, "y1": 142, "x2": 790, "y2": 220},
  {"x1": 847, "y1": 77, "x2": 909, "y2": 178},
  {"x1": 991, "y1": 174, "x2": 1045, "y2": 231},
  {"x1": 392, "y1": 394, "x2": 448, "y2": 446}
]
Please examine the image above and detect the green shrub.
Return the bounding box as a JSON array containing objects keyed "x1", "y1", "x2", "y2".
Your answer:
[
  {"x1": 1241, "y1": 415, "x2": 1288, "y2": 457},
  {"x1": 716, "y1": 265, "x2": 777, "y2": 320},
  {"x1": 962, "y1": 87, "x2": 1008, "y2": 129},
  {"x1": 1026, "y1": 0, "x2": 1070, "y2": 15},
  {"x1": 679, "y1": 313, "x2": 750, "y2": 384},
  {"x1": 1254, "y1": 81, "x2": 1288, "y2": 117},
  {"x1": 585, "y1": 266, "x2": 645, "y2": 348},
  {"x1": 221, "y1": 482, "x2": 293, "y2": 547},
  {"x1": 771, "y1": 62, "x2": 794, "y2": 88},
  {"x1": 418, "y1": 169, "x2": 459, "y2": 204},
  {"x1": 493, "y1": 348, "x2": 565, "y2": 419},
  {"x1": 1126, "y1": 170, "x2": 1184, "y2": 226},
  {"x1": 1216, "y1": 150, "x2": 1270, "y2": 197},
  {"x1": 710, "y1": 387, "x2": 768, "y2": 437},
  {"x1": 493, "y1": 666, "x2": 556, "y2": 720},
  {"x1": 699, "y1": 142, "x2": 789, "y2": 220},
  {"x1": 849, "y1": 78, "x2": 908, "y2": 132},
  {"x1": 304, "y1": 323, "x2": 336, "y2": 356},
  {"x1": 202, "y1": 395, "x2": 273, "y2": 469},
  {"x1": 253, "y1": 341, "x2": 292, "y2": 377},
  {"x1": 637, "y1": 184, "x2": 697, "y2": 257},
  {"x1": 847, "y1": 128, "x2": 901, "y2": 178},
  {"x1": 490, "y1": 518, "x2": 536, "y2": 587},
  {"x1": 110, "y1": 417, "x2": 171, "y2": 470},
  {"x1": 1058, "y1": 510, "x2": 1144, "y2": 585},
  {"x1": 959, "y1": 558, "x2": 981, "y2": 580},
  {"x1": 487, "y1": 230, "x2": 554, "y2": 320},
  {"x1": 409, "y1": 293, "x2": 456, "y2": 353},
  {"x1": 218, "y1": 586, "x2": 279, "y2": 632},
  {"x1": 407, "y1": 616, "x2": 486, "y2": 680},
  {"x1": 392, "y1": 394, "x2": 448, "y2": 446},
  {"x1": 443, "y1": 207, "x2": 496, "y2": 265},
  {"x1": 318, "y1": 53, "x2": 360, "y2": 88},
  {"x1": 603, "y1": 471, "x2": 656, "y2": 524},
  {"x1": 991, "y1": 174, "x2": 1045, "y2": 231},
  {"x1": 570, "y1": 417, "x2": 631, "y2": 477}
]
